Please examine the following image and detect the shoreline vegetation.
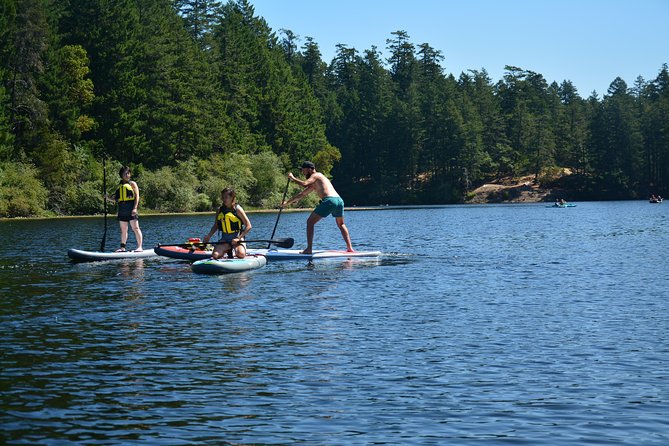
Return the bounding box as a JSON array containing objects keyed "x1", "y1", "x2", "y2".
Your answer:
[
  {"x1": 2, "y1": 2, "x2": 667, "y2": 219},
  {"x1": 0, "y1": 170, "x2": 633, "y2": 223},
  {"x1": 1, "y1": 167, "x2": 650, "y2": 223},
  {"x1": 0, "y1": 167, "x2": 644, "y2": 222}
]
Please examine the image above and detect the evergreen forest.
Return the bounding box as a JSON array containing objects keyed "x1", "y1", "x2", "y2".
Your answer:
[{"x1": 1, "y1": 0, "x2": 668, "y2": 218}]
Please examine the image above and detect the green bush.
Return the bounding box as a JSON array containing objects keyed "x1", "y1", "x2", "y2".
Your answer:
[
  {"x1": 248, "y1": 151, "x2": 284, "y2": 207},
  {"x1": 0, "y1": 162, "x2": 49, "y2": 217},
  {"x1": 141, "y1": 164, "x2": 199, "y2": 212},
  {"x1": 200, "y1": 153, "x2": 256, "y2": 209},
  {"x1": 64, "y1": 181, "x2": 105, "y2": 215},
  {"x1": 194, "y1": 193, "x2": 212, "y2": 212}
]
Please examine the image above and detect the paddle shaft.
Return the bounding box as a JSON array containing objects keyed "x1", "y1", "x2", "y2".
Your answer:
[
  {"x1": 158, "y1": 237, "x2": 294, "y2": 249},
  {"x1": 268, "y1": 177, "x2": 291, "y2": 248},
  {"x1": 100, "y1": 157, "x2": 108, "y2": 252}
]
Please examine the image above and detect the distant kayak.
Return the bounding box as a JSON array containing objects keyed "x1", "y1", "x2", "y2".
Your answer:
[
  {"x1": 191, "y1": 255, "x2": 267, "y2": 274},
  {"x1": 68, "y1": 248, "x2": 156, "y2": 262},
  {"x1": 264, "y1": 249, "x2": 382, "y2": 260},
  {"x1": 546, "y1": 203, "x2": 577, "y2": 208}
]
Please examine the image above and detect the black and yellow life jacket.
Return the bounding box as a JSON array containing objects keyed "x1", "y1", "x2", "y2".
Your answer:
[
  {"x1": 116, "y1": 182, "x2": 135, "y2": 202},
  {"x1": 217, "y1": 205, "x2": 243, "y2": 234}
]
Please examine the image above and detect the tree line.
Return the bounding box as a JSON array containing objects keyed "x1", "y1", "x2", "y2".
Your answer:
[{"x1": 1, "y1": 0, "x2": 668, "y2": 217}]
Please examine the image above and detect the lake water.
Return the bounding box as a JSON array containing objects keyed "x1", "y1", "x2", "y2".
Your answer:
[{"x1": 1, "y1": 201, "x2": 668, "y2": 444}]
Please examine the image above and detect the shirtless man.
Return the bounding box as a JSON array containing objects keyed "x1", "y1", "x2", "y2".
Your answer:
[{"x1": 281, "y1": 161, "x2": 354, "y2": 254}]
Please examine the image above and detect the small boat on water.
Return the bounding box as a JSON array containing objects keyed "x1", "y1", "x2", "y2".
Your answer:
[
  {"x1": 548, "y1": 199, "x2": 575, "y2": 208},
  {"x1": 546, "y1": 203, "x2": 577, "y2": 208},
  {"x1": 154, "y1": 244, "x2": 213, "y2": 261},
  {"x1": 649, "y1": 195, "x2": 663, "y2": 203}
]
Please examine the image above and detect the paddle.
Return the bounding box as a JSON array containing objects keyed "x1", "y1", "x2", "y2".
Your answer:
[
  {"x1": 268, "y1": 176, "x2": 291, "y2": 248},
  {"x1": 99, "y1": 157, "x2": 108, "y2": 252},
  {"x1": 157, "y1": 237, "x2": 294, "y2": 249}
]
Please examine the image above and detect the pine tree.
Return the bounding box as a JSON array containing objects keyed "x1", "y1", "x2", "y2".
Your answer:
[
  {"x1": 592, "y1": 77, "x2": 644, "y2": 197},
  {"x1": 0, "y1": 0, "x2": 17, "y2": 159},
  {"x1": 174, "y1": 0, "x2": 222, "y2": 45},
  {"x1": 4, "y1": 0, "x2": 50, "y2": 159},
  {"x1": 640, "y1": 64, "x2": 669, "y2": 196}
]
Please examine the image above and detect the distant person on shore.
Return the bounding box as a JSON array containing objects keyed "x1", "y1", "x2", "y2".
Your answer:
[
  {"x1": 114, "y1": 166, "x2": 143, "y2": 252},
  {"x1": 281, "y1": 161, "x2": 354, "y2": 254},
  {"x1": 203, "y1": 188, "x2": 252, "y2": 259}
]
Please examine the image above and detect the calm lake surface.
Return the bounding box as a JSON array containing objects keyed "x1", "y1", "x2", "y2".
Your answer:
[{"x1": 1, "y1": 201, "x2": 668, "y2": 444}]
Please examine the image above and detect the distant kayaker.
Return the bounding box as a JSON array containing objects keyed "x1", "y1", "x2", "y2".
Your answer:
[
  {"x1": 203, "y1": 188, "x2": 252, "y2": 259},
  {"x1": 281, "y1": 161, "x2": 354, "y2": 254},
  {"x1": 114, "y1": 166, "x2": 143, "y2": 252}
]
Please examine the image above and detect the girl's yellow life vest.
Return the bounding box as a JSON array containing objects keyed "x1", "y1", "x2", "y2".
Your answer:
[
  {"x1": 217, "y1": 205, "x2": 242, "y2": 234},
  {"x1": 117, "y1": 182, "x2": 135, "y2": 202}
]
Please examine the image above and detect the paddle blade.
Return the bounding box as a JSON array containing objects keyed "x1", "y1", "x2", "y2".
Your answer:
[{"x1": 271, "y1": 237, "x2": 294, "y2": 248}]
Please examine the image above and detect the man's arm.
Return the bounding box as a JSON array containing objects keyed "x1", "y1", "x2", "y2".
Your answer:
[
  {"x1": 288, "y1": 172, "x2": 317, "y2": 188},
  {"x1": 282, "y1": 185, "x2": 313, "y2": 207}
]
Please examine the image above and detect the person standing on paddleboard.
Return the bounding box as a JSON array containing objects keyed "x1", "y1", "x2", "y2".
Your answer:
[
  {"x1": 281, "y1": 161, "x2": 354, "y2": 254},
  {"x1": 203, "y1": 188, "x2": 252, "y2": 259},
  {"x1": 114, "y1": 166, "x2": 143, "y2": 252}
]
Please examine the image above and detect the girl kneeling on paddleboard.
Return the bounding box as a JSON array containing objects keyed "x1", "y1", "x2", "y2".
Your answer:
[{"x1": 203, "y1": 188, "x2": 252, "y2": 259}]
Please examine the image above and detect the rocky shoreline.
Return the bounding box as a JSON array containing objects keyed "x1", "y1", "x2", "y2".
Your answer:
[{"x1": 466, "y1": 175, "x2": 566, "y2": 204}]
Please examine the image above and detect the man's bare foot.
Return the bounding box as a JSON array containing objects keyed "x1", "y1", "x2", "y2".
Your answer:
[
  {"x1": 133, "y1": 248, "x2": 143, "y2": 252},
  {"x1": 300, "y1": 249, "x2": 312, "y2": 254},
  {"x1": 346, "y1": 248, "x2": 355, "y2": 253}
]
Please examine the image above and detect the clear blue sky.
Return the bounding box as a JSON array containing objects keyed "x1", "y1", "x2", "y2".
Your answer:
[{"x1": 250, "y1": 0, "x2": 669, "y2": 96}]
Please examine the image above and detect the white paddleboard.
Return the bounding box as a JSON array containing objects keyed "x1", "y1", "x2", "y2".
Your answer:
[
  {"x1": 264, "y1": 249, "x2": 382, "y2": 260},
  {"x1": 68, "y1": 248, "x2": 157, "y2": 262}
]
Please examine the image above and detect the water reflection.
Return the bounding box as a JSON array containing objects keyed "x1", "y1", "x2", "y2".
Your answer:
[
  {"x1": 215, "y1": 271, "x2": 253, "y2": 292},
  {"x1": 118, "y1": 259, "x2": 147, "y2": 280}
]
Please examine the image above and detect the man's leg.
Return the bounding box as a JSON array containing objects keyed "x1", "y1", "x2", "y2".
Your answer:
[
  {"x1": 335, "y1": 217, "x2": 354, "y2": 252},
  {"x1": 302, "y1": 212, "x2": 323, "y2": 254}
]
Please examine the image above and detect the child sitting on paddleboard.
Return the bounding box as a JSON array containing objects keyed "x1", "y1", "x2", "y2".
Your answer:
[{"x1": 203, "y1": 188, "x2": 252, "y2": 259}]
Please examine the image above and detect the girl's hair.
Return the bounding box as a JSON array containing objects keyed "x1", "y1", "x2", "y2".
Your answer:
[
  {"x1": 221, "y1": 187, "x2": 236, "y2": 204},
  {"x1": 119, "y1": 166, "x2": 131, "y2": 177}
]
